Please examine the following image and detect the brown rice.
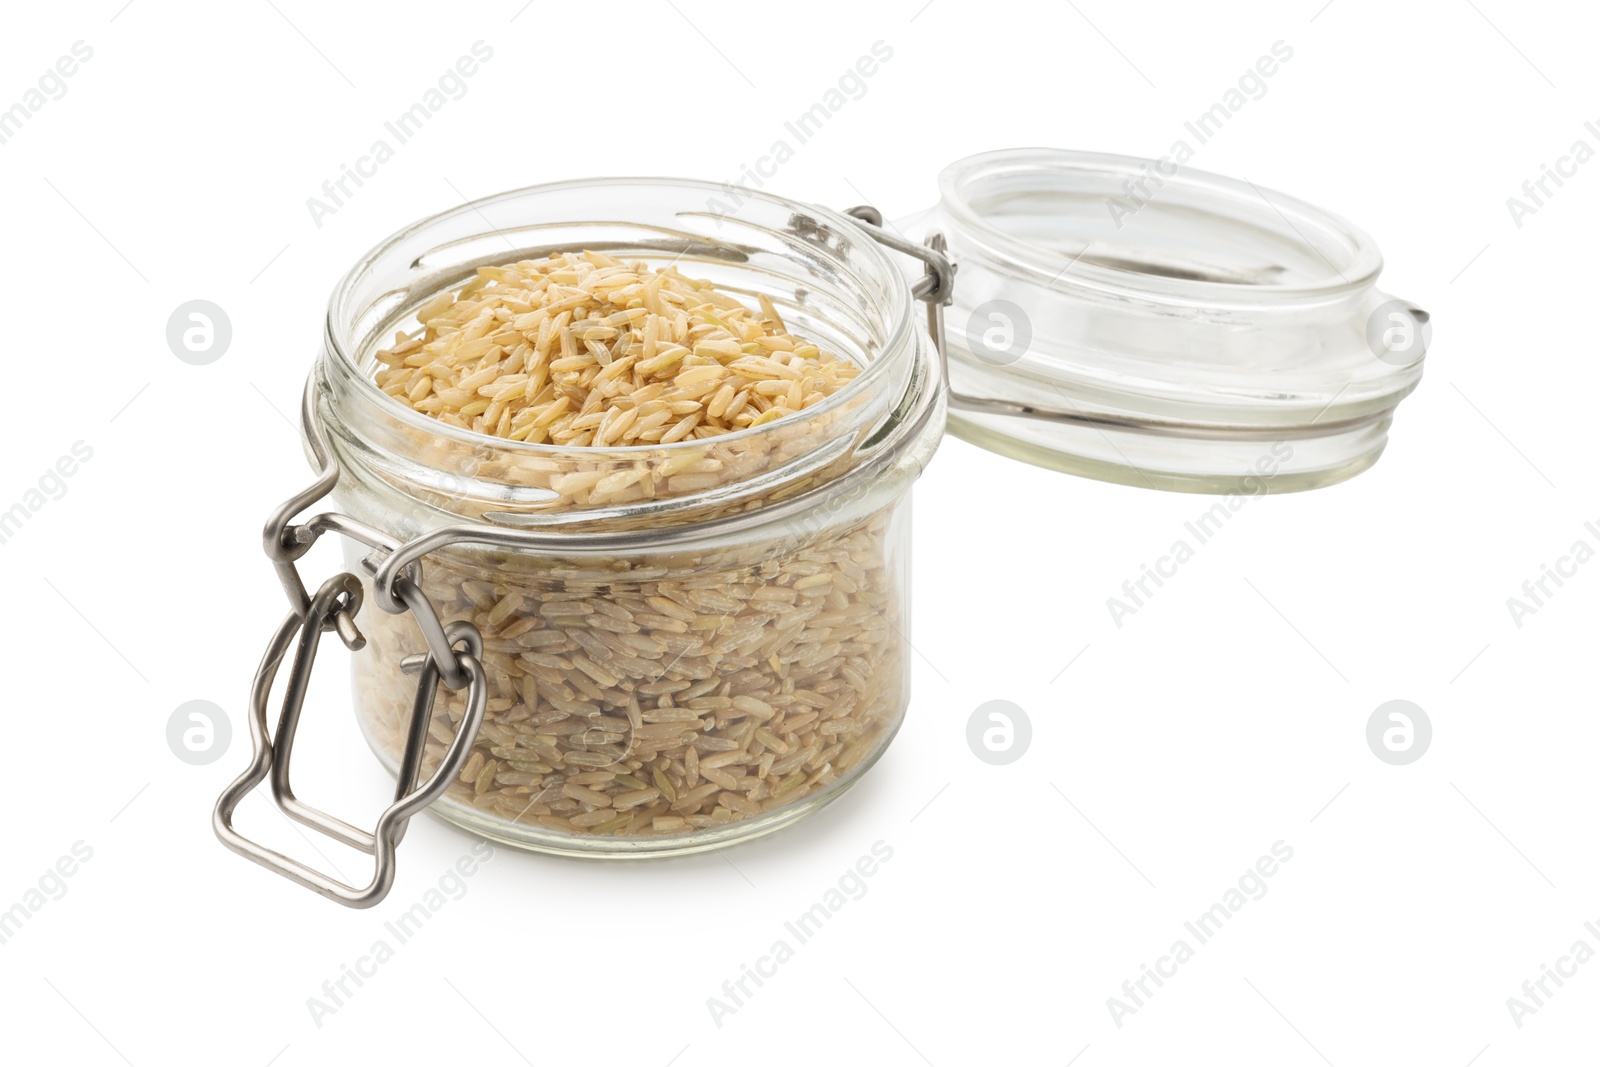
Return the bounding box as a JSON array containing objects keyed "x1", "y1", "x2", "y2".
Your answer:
[{"x1": 348, "y1": 254, "x2": 908, "y2": 845}]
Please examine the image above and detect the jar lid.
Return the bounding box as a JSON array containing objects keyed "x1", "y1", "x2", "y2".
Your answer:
[{"x1": 890, "y1": 148, "x2": 1427, "y2": 493}]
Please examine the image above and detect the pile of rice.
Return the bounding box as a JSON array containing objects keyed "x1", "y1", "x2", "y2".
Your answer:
[{"x1": 372, "y1": 250, "x2": 859, "y2": 446}]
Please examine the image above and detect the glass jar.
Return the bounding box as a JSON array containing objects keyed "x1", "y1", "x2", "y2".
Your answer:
[
  {"x1": 216, "y1": 153, "x2": 1427, "y2": 907},
  {"x1": 215, "y1": 178, "x2": 945, "y2": 901}
]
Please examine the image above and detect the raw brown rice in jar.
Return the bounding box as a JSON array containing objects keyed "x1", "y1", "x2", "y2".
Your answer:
[{"x1": 313, "y1": 179, "x2": 946, "y2": 856}]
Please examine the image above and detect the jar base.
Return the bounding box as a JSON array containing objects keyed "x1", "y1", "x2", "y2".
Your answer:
[{"x1": 358, "y1": 712, "x2": 903, "y2": 859}]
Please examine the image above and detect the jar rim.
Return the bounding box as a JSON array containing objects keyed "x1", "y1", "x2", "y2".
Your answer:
[
  {"x1": 937, "y1": 147, "x2": 1384, "y2": 304},
  {"x1": 322, "y1": 175, "x2": 916, "y2": 460}
]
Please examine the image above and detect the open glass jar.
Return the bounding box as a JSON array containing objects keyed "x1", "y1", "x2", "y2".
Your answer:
[
  {"x1": 215, "y1": 152, "x2": 1427, "y2": 907},
  {"x1": 215, "y1": 179, "x2": 946, "y2": 904}
]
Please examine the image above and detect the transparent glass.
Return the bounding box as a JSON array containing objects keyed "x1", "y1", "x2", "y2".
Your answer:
[
  {"x1": 311, "y1": 178, "x2": 944, "y2": 856},
  {"x1": 899, "y1": 148, "x2": 1425, "y2": 492}
]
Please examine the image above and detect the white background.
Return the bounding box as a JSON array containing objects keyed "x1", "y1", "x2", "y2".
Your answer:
[{"x1": 0, "y1": 1, "x2": 1594, "y2": 1064}]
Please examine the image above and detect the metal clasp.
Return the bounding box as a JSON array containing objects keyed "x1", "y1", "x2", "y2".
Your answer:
[{"x1": 214, "y1": 377, "x2": 489, "y2": 908}]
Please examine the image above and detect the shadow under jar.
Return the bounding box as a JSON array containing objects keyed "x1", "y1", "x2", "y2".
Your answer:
[{"x1": 312, "y1": 179, "x2": 945, "y2": 857}]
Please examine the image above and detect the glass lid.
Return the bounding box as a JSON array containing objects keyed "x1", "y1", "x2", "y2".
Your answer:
[{"x1": 894, "y1": 148, "x2": 1428, "y2": 494}]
